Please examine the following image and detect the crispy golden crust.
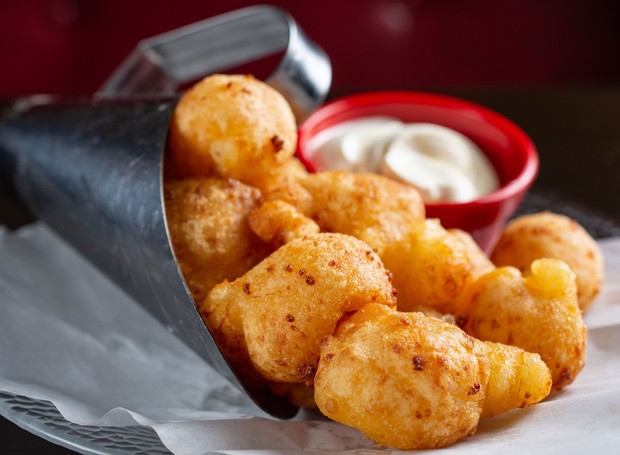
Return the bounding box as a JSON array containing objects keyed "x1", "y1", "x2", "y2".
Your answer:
[
  {"x1": 168, "y1": 74, "x2": 297, "y2": 191},
  {"x1": 314, "y1": 304, "x2": 551, "y2": 449},
  {"x1": 449, "y1": 228, "x2": 495, "y2": 278},
  {"x1": 478, "y1": 340, "x2": 551, "y2": 418},
  {"x1": 200, "y1": 233, "x2": 397, "y2": 384},
  {"x1": 248, "y1": 200, "x2": 320, "y2": 248},
  {"x1": 164, "y1": 177, "x2": 270, "y2": 304},
  {"x1": 314, "y1": 304, "x2": 490, "y2": 449},
  {"x1": 298, "y1": 171, "x2": 425, "y2": 254},
  {"x1": 491, "y1": 211, "x2": 604, "y2": 311},
  {"x1": 381, "y1": 220, "x2": 491, "y2": 313},
  {"x1": 457, "y1": 259, "x2": 586, "y2": 390},
  {"x1": 261, "y1": 157, "x2": 313, "y2": 209}
]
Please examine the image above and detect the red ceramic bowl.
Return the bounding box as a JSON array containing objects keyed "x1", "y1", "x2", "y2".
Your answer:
[{"x1": 297, "y1": 91, "x2": 539, "y2": 254}]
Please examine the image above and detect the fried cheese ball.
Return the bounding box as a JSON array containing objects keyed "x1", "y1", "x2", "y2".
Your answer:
[
  {"x1": 248, "y1": 200, "x2": 320, "y2": 248},
  {"x1": 298, "y1": 171, "x2": 425, "y2": 254},
  {"x1": 381, "y1": 219, "x2": 494, "y2": 313},
  {"x1": 412, "y1": 305, "x2": 458, "y2": 324},
  {"x1": 200, "y1": 233, "x2": 397, "y2": 384},
  {"x1": 491, "y1": 211, "x2": 604, "y2": 311},
  {"x1": 261, "y1": 156, "x2": 313, "y2": 209},
  {"x1": 168, "y1": 74, "x2": 298, "y2": 191},
  {"x1": 450, "y1": 228, "x2": 495, "y2": 276},
  {"x1": 164, "y1": 178, "x2": 270, "y2": 304},
  {"x1": 457, "y1": 258, "x2": 587, "y2": 390},
  {"x1": 478, "y1": 340, "x2": 552, "y2": 418},
  {"x1": 314, "y1": 304, "x2": 551, "y2": 449}
]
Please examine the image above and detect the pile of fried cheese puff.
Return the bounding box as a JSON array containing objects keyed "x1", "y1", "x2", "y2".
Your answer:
[{"x1": 164, "y1": 74, "x2": 604, "y2": 450}]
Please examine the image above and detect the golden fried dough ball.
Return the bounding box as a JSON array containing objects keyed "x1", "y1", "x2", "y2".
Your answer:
[
  {"x1": 411, "y1": 305, "x2": 458, "y2": 324},
  {"x1": 264, "y1": 181, "x2": 313, "y2": 213},
  {"x1": 248, "y1": 200, "x2": 320, "y2": 248},
  {"x1": 457, "y1": 258, "x2": 586, "y2": 390},
  {"x1": 477, "y1": 340, "x2": 551, "y2": 418},
  {"x1": 449, "y1": 228, "x2": 495, "y2": 276},
  {"x1": 164, "y1": 178, "x2": 270, "y2": 304},
  {"x1": 263, "y1": 179, "x2": 313, "y2": 215},
  {"x1": 314, "y1": 304, "x2": 489, "y2": 449},
  {"x1": 314, "y1": 304, "x2": 551, "y2": 449},
  {"x1": 298, "y1": 171, "x2": 425, "y2": 253},
  {"x1": 201, "y1": 280, "x2": 268, "y2": 390},
  {"x1": 168, "y1": 74, "x2": 297, "y2": 191},
  {"x1": 381, "y1": 219, "x2": 493, "y2": 313},
  {"x1": 262, "y1": 157, "x2": 313, "y2": 209},
  {"x1": 491, "y1": 211, "x2": 604, "y2": 311},
  {"x1": 200, "y1": 233, "x2": 397, "y2": 384}
]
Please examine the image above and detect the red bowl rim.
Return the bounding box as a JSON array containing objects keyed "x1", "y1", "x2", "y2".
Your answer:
[{"x1": 297, "y1": 91, "x2": 539, "y2": 210}]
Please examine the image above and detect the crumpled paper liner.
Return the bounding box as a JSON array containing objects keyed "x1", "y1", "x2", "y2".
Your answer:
[{"x1": 1, "y1": 223, "x2": 619, "y2": 454}]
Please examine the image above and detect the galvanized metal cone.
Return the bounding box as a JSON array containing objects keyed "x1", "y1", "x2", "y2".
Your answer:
[{"x1": 0, "y1": 96, "x2": 298, "y2": 418}]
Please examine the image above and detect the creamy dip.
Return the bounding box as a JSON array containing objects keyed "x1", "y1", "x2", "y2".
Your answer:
[{"x1": 305, "y1": 117, "x2": 500, "y2": 203}]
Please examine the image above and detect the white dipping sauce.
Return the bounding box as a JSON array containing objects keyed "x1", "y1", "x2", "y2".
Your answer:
[{"x1": 306, "y1": 117, "x2": 499, "y2": 203}]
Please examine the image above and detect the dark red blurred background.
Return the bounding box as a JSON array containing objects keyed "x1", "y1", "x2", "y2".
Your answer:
[{"x1": 2, "y1": 0, "x2": 619, "y2": 97}]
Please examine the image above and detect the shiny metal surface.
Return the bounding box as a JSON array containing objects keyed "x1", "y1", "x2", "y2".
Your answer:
[
  {"x1": 0, "y1": 392, "x2": 172, "y2": 455},
  {"x1": 0, "y1": 97, "x2": 297, "y2": 418},
  {"x1": 98, "y1": 5, "x2": 331, "y2": 121}
]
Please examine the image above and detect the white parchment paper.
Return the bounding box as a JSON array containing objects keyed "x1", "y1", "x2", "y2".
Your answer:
[{"x1": 1, "y1": 223, "x2": 619, "y2": 454}]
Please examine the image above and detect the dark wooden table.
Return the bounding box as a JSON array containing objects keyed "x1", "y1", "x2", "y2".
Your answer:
[{"x1": 1, "y1": 87, "x2": 619, "y2": 453}]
